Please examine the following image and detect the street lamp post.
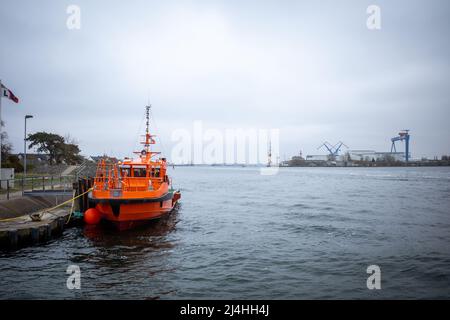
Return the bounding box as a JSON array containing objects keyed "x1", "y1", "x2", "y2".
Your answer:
[{"x1": 23, "y1": 115, "x2": 33, "y2": 194}]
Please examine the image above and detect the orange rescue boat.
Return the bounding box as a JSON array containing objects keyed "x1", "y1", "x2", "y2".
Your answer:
[{"x1": 87, "y1": 105, "x2": 181, "y2": 230}]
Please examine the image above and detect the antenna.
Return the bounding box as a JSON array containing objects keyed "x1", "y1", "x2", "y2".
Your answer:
[
  {"x1": 146, "y1": 105, "x2": 150, "y2": 136},
  {"x1": 144, "y1": 105, "x2": 151, "y2": 153},
  {"x1": 134, "y1": 105, "x2": 160, "y2": 159}
]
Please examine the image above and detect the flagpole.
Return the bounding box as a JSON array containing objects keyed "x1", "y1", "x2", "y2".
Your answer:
[{"x1": 0, "y1": 78, "x2": 3, "y2": 180}]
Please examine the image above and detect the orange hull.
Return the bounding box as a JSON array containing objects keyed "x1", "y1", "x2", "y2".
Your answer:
[{"x1": 92, "y1": 192, "x2": 181, "y2": 230}]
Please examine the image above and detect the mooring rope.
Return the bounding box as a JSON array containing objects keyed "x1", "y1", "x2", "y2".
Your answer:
[{"x1": 65, "y1": 189, "x2": 77, "y2": 225}]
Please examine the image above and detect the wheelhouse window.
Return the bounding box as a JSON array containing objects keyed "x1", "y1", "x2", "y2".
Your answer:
[
  {"x1": 132, "y1": 166, "x2": 147, "y2": 177},
  {"x1": 151, "y1": 166, "x2": 161, "y2": 177},
  {"x1": 119, "y1": 166, "x2": 130, "y2": 178}
]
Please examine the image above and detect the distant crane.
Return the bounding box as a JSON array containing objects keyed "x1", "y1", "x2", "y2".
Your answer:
[
  {"x1": 391, "y1": 130, "x2": 410, "y2": 162},
  {"x1": 318, "y1": 141, "x2": 348, "y2": 161}
]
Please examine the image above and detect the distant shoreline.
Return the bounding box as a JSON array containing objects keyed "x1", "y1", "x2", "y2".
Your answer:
[{"x1": 171, "y1": 161, "x2": 450, "y2": 168}]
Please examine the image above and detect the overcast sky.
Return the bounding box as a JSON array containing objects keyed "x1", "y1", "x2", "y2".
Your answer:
[{"x1": 1, "y1": 0, "x2": 449, "y2": 161}]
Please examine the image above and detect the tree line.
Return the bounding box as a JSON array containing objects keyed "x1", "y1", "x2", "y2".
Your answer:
[{"x1": 1, "y1": 121, "x2": 83, "y2": 172}]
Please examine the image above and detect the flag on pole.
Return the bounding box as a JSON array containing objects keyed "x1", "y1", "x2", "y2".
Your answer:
[{"x1": 1, "y1": 83, "x2": 19, "y2": 103}]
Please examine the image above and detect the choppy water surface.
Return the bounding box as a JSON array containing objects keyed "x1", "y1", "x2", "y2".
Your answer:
[{"x1": 1, "y1": 166, "x2": 450, "y2": 299}]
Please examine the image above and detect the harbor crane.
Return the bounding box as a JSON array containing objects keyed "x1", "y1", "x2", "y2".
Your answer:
[
  {"x1": 391, "y1": 130, "x2": 410, "y2": 162},
  {"x1": 318, "y1": 141, "x2": 348, "y2": 161}
]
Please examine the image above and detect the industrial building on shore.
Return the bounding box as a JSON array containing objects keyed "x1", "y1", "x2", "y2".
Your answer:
[
  {"x1": 304, "y1": 150, "x2": 405, "y2": 163},
  {"x1": 282, "y1": 130, "x2": 449, "y2": 167}
]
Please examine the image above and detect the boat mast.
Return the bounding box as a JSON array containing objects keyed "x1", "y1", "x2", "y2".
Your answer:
[
  {"x1": 142, "y1": 105, "x2": 154, "y2": 160},
  {"x1": 145, "y1": 105, "x2": 151, "y2": 154},
  {"x1": 138, "y1": 105, "x2": 158, "y2": 160}
]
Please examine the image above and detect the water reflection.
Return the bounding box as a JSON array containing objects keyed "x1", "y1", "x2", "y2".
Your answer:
[{"x1": 70, "y1": 206, "x2": 181, "y2": 270}]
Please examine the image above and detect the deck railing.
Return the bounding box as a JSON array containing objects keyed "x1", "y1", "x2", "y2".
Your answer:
[
  {"x1": 0, "y1": 175, "x2": 76, "y2": 200},
  {"x1": 93, "y1": 176, "x2": 165, "y2": 192}
]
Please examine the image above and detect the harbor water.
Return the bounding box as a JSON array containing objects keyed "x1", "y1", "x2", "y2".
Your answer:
[{"x1": 1, "y1": 166, "x2": 449, "y2": 299}]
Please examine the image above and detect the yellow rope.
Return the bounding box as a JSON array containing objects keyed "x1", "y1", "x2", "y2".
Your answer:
[
  {"x1": 0, "y1": 187, "x2": 93, "y2": 223},
  {"x1": 65, "y1": 189, "x2": 77, "y2": 225},
  {"x1": 0, "y1": 216, "x2": 25, "y2": 222}
]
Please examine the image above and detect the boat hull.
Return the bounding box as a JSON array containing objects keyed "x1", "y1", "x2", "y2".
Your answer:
[{"x1": 89, "y1": 191, "x2": 181, "y2": 231}]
